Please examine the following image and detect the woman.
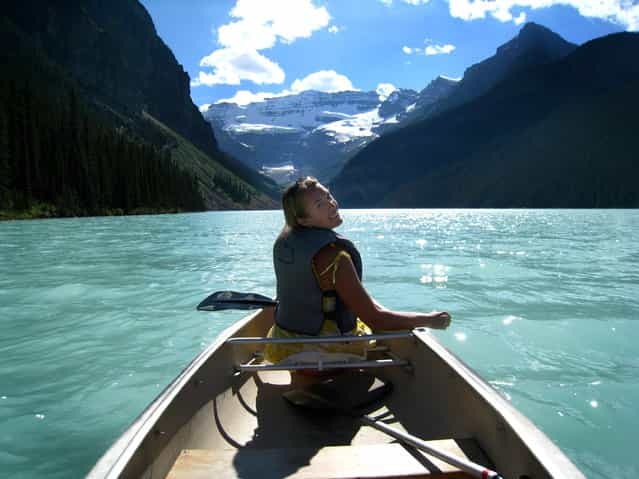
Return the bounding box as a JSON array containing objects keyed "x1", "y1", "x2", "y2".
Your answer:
[{"x1": 265, "y1": 177, "x2": 451, "y2": 363}]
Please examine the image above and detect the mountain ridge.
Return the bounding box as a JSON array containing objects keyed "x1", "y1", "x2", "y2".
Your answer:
[
  {"x1": 204, "y1": 85, "x2": 464, "y2": 183},
  {"x1": 330, "y1": 29, "x2": 639, "y2": 208},
  {"x1": 397, "y1": 22, "x2": 577, "y2": 127}
]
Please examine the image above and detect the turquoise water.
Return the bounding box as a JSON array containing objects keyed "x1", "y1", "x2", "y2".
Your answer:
[{"x1": 1, "y1": 210, "x2": 637, "y2": 478}]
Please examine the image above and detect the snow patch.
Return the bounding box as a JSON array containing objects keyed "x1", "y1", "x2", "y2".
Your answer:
[
  {"x1": 226, "y1": 124, "x2": 302, "y2": 134},
  {"x1": 263, "y1": 165, "x2": 296, "y2": 173},
  {"x1": 318, "y1": 109, "x2": 382, "y2": 143}
]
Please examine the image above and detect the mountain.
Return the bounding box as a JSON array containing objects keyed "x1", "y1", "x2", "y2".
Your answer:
[
  {"x1": 203, "y1": 89, "x2": 420, "y2": 183},
  {"x1": 377, "y1": 76, "x2": 459, "y2": 134},
  {"x1": 378, "y1": 89, "x2": 419, "y2": 118},
  {"x1": 201, "y1": 25, "x2": 574, "y2": 189},
  {"x1": 203, "y1": 21, "x2": 573, "y2": 187},
  {"x1": 331, "y1": 28, "x2": 639, "y2": 208},
  {"x1": 1, "y1": 0, "x2": 277, "y2": 216},
  {"x1": 442, "y1": 23, "x2": 577, "y2": 111},
  {"x1": 397, "y1": 22, "x2": 577, "y2": 128}
]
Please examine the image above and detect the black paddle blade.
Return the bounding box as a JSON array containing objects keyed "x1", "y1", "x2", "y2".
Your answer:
[{"x1": 197, "y1": 291, "x2": 277, "y2": 311}]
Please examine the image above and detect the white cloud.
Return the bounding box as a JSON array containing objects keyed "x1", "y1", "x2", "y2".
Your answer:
[
  {"x1": 447, "y1": 0, "x2": 639, "y2": 31},
  {"x1": 328, "y1": 25, "x2": 340, "y2": 33},
  {"x1": 514, "y1": 12, "x2": 527, "y2": 24},
  {"x1": 225, "y1": 0, "x2": 330, "y2": 45},
  {"x1": 376, "y1": 83, "x2": 398, "y2": 101},
  {"x1": 404, "y1": 40, "x2": 455, "y2": 56},
  {"x1": 425, "y1": 44, "x2": 456, "y2": 55},
  {"x1": 217, "y1": 20, "x2": 277, "y2": 51},
  {"x1": 212, "y1": 70, "x2": 358, "y2": 105},
  {"x1": 199, "y1": 103, "x2": 211, "y2": 112},
  {"x1": 291, "y1": 70, "x2": 357, "y2": 93},
  {"x1": 214, "y1": 89, "x2": 293, "y2": 106},
  {"x1": 192, "y1": 48, "x2": 285, "y2": 86},
  {"x1": 380, "y1": 0, "x2": 431, "y2": 4},
  {"x1": 193, "y1": 0, "x2": 331, "y2": 87}
]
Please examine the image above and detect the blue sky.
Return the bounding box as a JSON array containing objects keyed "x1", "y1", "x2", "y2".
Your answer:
[{"x1": 139, "y1": 0, "x2": 632, "y2": 108}]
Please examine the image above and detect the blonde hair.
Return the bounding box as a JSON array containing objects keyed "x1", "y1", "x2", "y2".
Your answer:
[{"x1": 281, "y1": 176, "x2": 319, "y2": 229}]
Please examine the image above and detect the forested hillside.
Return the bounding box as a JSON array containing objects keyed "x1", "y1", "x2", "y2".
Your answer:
[
  {"x1": 0, "y1": 79, "x2": 204, "y2": 218},
  {"x1": 0, "y1": 1, "x2": 278, "y2": 219}
]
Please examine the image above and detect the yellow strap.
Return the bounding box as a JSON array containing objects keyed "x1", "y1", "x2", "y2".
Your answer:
[{"x1": 318, "y1": 250, "x2": 351, "y2": 286}]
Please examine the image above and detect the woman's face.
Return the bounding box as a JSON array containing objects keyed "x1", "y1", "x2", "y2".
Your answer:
[{"x1": 298, "y1": 184, "x2": 342, "y2": 229}]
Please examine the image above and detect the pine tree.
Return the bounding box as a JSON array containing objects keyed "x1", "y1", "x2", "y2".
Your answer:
[
  {"x1": 20, "y1": 83, "x2": 34, "y2": 208},
  {"x1": 0, "y1": 73, "x2": 206, "y2": 217},
  {"x1": 0, "y1": 107, "x2": 11, "y2": 209}
]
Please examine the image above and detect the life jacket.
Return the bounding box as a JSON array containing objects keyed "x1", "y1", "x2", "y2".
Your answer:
[{"x1": 273, "y1": 226, "x2": 363, "y2": 335}]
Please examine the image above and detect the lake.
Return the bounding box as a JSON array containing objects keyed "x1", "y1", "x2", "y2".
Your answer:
[{"x1": 1, "y1": 209, "x2": 637, "y2": 478}]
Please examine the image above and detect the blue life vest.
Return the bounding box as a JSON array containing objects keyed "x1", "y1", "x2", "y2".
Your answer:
[{"x1": 273, "y1": 227, "x2": 363, "y2": 335}]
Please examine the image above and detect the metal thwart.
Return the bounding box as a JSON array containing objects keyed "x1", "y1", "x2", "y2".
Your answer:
[{"x1": 228, "y1": 331, "x2": 414, "y2": 372}]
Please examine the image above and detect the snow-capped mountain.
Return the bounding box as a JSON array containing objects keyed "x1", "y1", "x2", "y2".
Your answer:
[
  {"x1": 377, "y1": 76, "x2": 460, "y2": 132},
  {"x1": 202, "y1": 89, "x2": 421, "y2": 183}
]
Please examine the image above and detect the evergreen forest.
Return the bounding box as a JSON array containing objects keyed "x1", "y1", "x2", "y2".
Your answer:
[{"x1": 0, "y1": 79, "x2": 205, "y2": 219}]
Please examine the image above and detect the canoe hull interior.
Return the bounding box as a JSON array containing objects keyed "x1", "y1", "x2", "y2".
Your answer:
[{"x1": 87, "y1": 308, "x2": 585, "y2": 479}]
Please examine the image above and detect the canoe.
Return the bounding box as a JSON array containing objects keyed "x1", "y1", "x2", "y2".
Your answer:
[{"x1": 87, "y1": 307, "x2": 585, "y2": 479}]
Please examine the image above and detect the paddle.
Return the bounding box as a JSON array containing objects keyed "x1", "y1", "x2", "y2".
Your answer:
[
  {"x1": 197, "y1": 290, "x2": 277, "y2": 311},
  {"x1": 284, "y1": 387, "x2": 503, "y2": 479}
]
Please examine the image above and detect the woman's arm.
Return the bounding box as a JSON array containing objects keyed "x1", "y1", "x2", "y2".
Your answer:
[{"x1": 332, "y1": 253, "x2": 451, "y2": 331}]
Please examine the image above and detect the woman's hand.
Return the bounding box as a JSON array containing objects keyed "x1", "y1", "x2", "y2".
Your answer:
[{"x1": 420, "y1": 311, "x2": 451, "y2": 330}]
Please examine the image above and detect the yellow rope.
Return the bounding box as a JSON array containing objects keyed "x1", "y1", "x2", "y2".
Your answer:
[{"x1": 318, "y1": 250, "x2": 352, "y2": 285}]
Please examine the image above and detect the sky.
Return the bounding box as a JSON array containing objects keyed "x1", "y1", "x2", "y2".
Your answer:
[{"x1": 139, "y1": 0, "x2": 633, "y2": 108}]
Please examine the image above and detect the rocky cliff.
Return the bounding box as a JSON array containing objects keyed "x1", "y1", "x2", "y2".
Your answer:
[{"x1": 6, "y1": 0, "x2": 219, "y2": 156}]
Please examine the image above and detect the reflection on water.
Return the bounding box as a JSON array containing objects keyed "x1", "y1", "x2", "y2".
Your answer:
[{"x1": 1, "y1": 209, "x2": 638, "y2": 479}]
